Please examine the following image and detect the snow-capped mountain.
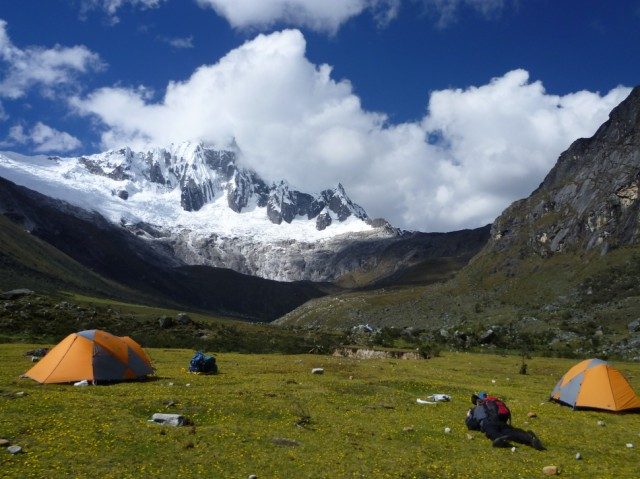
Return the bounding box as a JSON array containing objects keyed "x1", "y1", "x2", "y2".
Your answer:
[
  {"x1": 0, "y1": 142, "x2": 491, "y2": 285},
  {"x1": 0, "y1": 142, "x2": 390, "y2": 281}
]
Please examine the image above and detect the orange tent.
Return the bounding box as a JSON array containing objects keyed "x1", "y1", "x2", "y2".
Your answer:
[
  {"x1": 25, "y1": 330, "x2": 154, "y2": 384},
  {"x1": 551, "y1": 358, "x2": 640, "y2": 412}
]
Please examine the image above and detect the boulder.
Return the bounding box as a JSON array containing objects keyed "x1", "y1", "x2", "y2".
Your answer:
[
  {"x1": 7, "y1": 446, "x2": 22, "y2": 454},
  {"x1": 176, "y1": 313, "x2": 192, "y2": 325},
  {"x1": 150, "y1": 413, "x2": 188, "y2": 426},
  {"x1": 542, "y1": 465, "x2": 558, "y2": 476},
  {"x1": 0, "y1": 289, "x2": 33, "y2": 300},
  {"x1": 311, "y1": 368, "x2": 324, "y2": 375},
  {"x1": 628, "y1": 320, "x2": 640, "y2": 333},
  {"x1": 0, "y1": 439, "x2": 9, "y2": 447},
  {"x1": 158, "y1": 316, "x2": 174, "y2": 329},
  {"x1": 479, "y1": 329, "x2": 495, "y2": 344}
]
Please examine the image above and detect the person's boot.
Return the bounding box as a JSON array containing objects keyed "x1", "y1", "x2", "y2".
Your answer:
[
  {"x1": 528, "y1": 431, "x2": 545, "y2": 451},
  {"x1": 492, "y1": 435, "x2": 511, "y2": 448}
]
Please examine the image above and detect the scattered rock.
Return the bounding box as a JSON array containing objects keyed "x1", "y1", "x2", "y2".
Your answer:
[
  {"x1": 542, "y1": 465, "x2": 558, "y2": 476},
  {"x1": 158, "y1": 316, "x2": 174, "y2": 328},
  {"x1": 626, "y1": 443, "x2": 634, "y2": 448},
  {"x1": 628, "y1": 320, "x2": 640, "y2": 333},
  {"x1": 14, "y1": 392, "x2": 25, "y2": 398},
  {"x1": 511, "y1": 446, "x2": 516, "y2": 452},
  {"x1": 0, "y1": 289, "x2": 33, "y2": 300},
  {"x1": 527, "y1": 412, "x2": 537, "y2": 418},
  {"x1": 575, "y1": 452, "x2": 582, "y2": 460},
  {"x1": 402, "y1": 426, "x2": 414, "y2": 432},
  {"x1": 0, "y1": 439, "x2": 9, "y2": 447},
  {"x1": 444, "y1": 427, "x2": 451, "y2": 434},
  {"x1": 311, "y1": 368, "x2": 324, "y2": 375},
  {"x1": 117, "y1": 189, "x2": 129, "y2": 200},
  {"x1": 271, "y1": 437, "x2": 300, "y2": 447},
  {"x1": 479, "y1": 329, "x2": 495, "y2": 344},
  {"x1": 176, "y1": 313, "x2": 191, "y2": 325},
  {"x1": 149, "y1": 413, "x2": 189, "y2": 426},
  {"x1": 466, "y1": 433, "x2": 474, "y2": 440},
  {"x1": 248, "y1": 475, "x2": 258, "y2": 479},
  {"x1": 597, "y1": 420, "x2": 606, "y2": 427},
  {"x1": 6, "y1": 445, "x2": 22, "y2": 454}
]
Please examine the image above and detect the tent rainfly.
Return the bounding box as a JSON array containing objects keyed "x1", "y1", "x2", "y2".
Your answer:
[
  {"x1": 550, "y1": 358, "x2": 640, "y2": 412},
  {"x1": 25, "y1": 330, "x2": 154, "y2": 384}
]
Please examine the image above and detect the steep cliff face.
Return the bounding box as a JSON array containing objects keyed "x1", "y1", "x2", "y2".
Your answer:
[{"x1": 489, "y1": 87, "x2": 640, "y2": 257}]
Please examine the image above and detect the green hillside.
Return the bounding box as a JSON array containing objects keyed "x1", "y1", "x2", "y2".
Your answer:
[
  {"x1": 0, "y1": 215, "x2": 141, "y2": 300},
  {"x1": 277, "y1": 245, "x2": 640, "y2": 359}
]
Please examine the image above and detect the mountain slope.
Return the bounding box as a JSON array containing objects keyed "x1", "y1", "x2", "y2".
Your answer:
[
  {"x1": 0, "y1": 176, "x2": 328, "y2": 321},
  {"x1": 277, "y1": 86, "x2": 640, "y2": 358},
  {"x1": 0, "y1": 143, "x2": 491, "y2": 283},
  {"x1": 0, "y1": 214, "x2": 137, "y2": 298},
  {"x1": 0, "y1": 143, "x2": 377, "y2": 282},
  {"x1": 0, "y1": 142, "x2": 491, "y2": 285}
]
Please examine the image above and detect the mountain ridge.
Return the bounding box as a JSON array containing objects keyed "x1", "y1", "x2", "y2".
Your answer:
[{"x1": 0, "y1": 142, "x2": 490, "y2": 282}]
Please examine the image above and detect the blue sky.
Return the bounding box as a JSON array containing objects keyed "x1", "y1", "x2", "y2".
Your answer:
[{"x1": 0, "y1": 0, "x2": 638, "y2": 231}]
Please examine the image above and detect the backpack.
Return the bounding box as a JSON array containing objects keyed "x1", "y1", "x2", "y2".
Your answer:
[
  {"x1": 482, "y1": 396, "x2": 511, "y2": 424},
  {"x1": 189, "y1": 351, "x2": 218, "y2": 374}
]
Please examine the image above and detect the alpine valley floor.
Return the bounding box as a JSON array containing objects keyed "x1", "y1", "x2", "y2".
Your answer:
[{"x1": 1, "y1": 344, "x2": 639, "y2": 478}]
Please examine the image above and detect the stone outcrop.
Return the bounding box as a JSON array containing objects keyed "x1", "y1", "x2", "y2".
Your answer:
[{"x1": 489, "y1": 87, "x2": 640, "y2": 257}]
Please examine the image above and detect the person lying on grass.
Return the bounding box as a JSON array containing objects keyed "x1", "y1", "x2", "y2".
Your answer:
[{"x1": 465, "y1": 391, "x2": 545, "y2": 450}]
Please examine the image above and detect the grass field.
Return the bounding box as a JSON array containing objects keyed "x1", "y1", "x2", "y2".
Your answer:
[{"x1": 1, "y1": 345, "x2": 639, "y2": 478}]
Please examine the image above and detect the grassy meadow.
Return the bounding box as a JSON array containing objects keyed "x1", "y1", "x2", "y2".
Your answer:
[{"x1": 1, "y1": 344, "x2": 639, "y2": 478}]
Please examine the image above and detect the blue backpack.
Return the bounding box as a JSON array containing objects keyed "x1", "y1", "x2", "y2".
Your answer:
[{"x1": 189, "y1": 351, "x2": 218, "y2": 374}]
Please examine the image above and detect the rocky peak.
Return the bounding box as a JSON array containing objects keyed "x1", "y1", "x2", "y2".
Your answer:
[
  {"x1": 78, "y1": 142, "x2": 370, "y2": 231},
  {"x1": 489, "y1": 86, "x2": 640, "y2": 257}
]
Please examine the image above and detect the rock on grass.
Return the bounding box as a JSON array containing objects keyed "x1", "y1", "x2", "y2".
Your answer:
[{"x1": 271, "y1": 437, "x2": 300, "y2": 447}]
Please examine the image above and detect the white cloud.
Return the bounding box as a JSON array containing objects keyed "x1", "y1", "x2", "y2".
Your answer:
[
  {"x1": 196, "y1": 0, "x2": 400, "y2": 33},
  {"x1": 158, "y1": 35, "x2": 195, "y2": 49},
  {"x1": 5, "y1": 122, "x2": 81, "y2": 153},
  {"x1": 0, "y1": 19, "x2": 104, "y2": 100},
  {"x1": 421, "y1": 0, "x2": 506, "y2": 27},
  {"x1": 70, "y1": 29, "x2": 630, "y2": 232},
  {"x1": 80, "y1": 0, "x2": 165, "y2": 24}
]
